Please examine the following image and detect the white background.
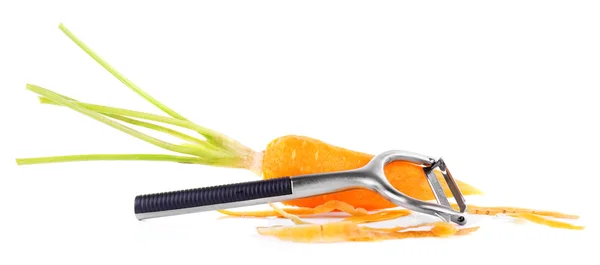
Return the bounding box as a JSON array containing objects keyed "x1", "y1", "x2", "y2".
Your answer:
[{"x1": 1, "y1": 1, "x2": 598, "y2": 264}]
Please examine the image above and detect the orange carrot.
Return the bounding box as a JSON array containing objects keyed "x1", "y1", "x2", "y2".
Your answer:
[
  {"x1": 16, "y1": 24, "x2": 584, "y2": 241},
  {"x1": 261, "y1": 135, "x2": 482, "y2": 209}
]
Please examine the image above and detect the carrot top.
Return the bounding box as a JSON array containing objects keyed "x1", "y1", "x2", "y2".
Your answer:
[{"x1": 16, "y1": 24, "x2": 259, "y2": 171}]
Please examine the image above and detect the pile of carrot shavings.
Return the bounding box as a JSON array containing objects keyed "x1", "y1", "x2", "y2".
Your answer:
[
  {"x1": 251, "y1": 203, "x2": 479, "y2": 243},
  {"x1": 218, "y1": 201, "x2": 584, "y2": 243}
]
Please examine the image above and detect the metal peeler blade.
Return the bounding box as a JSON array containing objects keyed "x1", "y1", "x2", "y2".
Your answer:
[{"x1": 133, "y1": 150, "x2": 468, "y2": 225}]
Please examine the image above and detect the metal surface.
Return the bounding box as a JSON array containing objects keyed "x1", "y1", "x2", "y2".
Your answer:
[{"x1": 136, "y1": 150, "x2": 468, "y2": 225}]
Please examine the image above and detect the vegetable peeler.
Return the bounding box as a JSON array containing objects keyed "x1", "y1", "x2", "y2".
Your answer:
[{"x1": 134, "y1": 150, "x2": 468, "y2": 225}]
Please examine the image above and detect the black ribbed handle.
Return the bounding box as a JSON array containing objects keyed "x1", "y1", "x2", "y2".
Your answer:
[{"x1": 134, "y1": 177, "x2": 292, "y2": 214}]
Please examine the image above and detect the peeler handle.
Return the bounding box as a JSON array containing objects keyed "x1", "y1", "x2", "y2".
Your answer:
[{"x1": 134, "y1": 177, "x2": 292, "y2": 220}]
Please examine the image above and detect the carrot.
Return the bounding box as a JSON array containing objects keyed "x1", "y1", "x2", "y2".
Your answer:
[
  {"x1": 16, "y1": 23, "x2": 584, "y2": 239},
  {"x1": 261, "y1": 135, "x2": 483, "y2": 209}
]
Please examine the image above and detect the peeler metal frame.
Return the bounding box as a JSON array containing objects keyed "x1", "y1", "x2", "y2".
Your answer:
[{"x1": 134, "y1": 150, "x2": 468, "y2": 225}]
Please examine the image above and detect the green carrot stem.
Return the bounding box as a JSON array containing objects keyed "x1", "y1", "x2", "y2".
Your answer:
[
  {"x1": 17, "y1": 24, "x2": 258, "y2": 170},
  {"x1": 37, "y1": 96, "x2": 250, "y2": 156},
  {"x1": 38, "y1": 96, "x2": 212, "y2": 141},
  {"x1": 27, "y1": 83, "x2": 225, "y2": 158},
  {"x1": 35, "y1": 91, "x2": 208, "y2": 148},
  {"x1": 16, "y1": 154, "x2": 203, "y2": 165},
  {"x1": 58, "y1": 23, "x2": 188, "y2": 121}
]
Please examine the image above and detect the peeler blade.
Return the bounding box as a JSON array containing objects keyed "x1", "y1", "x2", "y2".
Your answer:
[
  {"x1": 422, "y1": 157, "x2": 467, "y2": 223},
  {"x1": 423, "y1": 166, "x2": 451, "y2": 207}
]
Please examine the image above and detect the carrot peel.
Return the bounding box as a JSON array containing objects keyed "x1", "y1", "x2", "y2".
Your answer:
[
  {"x1": 217, "y1": 200, "x2": 368, "y2": 218},
  {"x1": 508, "y1": 213, "x2": 585, "y2": 230},
  {"x1": 255, "y1": 204, "x2": 478, "y2": 243}
]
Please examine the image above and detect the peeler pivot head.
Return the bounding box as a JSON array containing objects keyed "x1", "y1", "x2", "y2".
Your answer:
[
  {"x1": 422, "y1": 157, "x2": 467, "y2": 224},
  {"x1": 363, "y1": 150, "x2": 468, "y2": 225}
]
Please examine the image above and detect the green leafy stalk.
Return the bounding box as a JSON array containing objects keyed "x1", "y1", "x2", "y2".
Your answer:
[
  {"x1": 26, "y1": 84, "x2": 220, "y2": 159},
  {"x1": 22, "y1": 84, "x2": 248, "y2": 167},
  {"x1": 37, "y1": 96, "x2": 240, "y2": 155},
  {"x1": 16, "y1": 23, "x2": 259, "y2": 170},
  {"x1": 38, "y1": 96, "x2": 218, "y2": 151},
  {"x1": 38, "y1": 96, "x2": 213, "y2": 138}
]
